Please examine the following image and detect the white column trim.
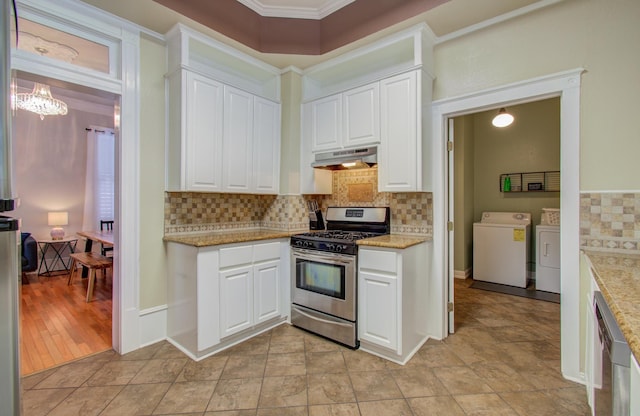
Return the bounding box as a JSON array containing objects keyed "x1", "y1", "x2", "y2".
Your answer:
[{"x1": 115, "y1": 26, "x2": 141, "y2": 355}]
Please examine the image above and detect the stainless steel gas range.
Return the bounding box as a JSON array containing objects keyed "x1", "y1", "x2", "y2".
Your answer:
[{"x1": 290, "y1": 206, "x2": 390, "y2": 348}]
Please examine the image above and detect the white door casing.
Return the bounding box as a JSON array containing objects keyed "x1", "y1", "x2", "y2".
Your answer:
[
  {"x1": 13, "y1": 0, "x2": 144, "y2": 354},
  {"x1": 432, "y1": 68, "x2": 584, "y2": 383},
  {"x1": 447, "y1": 118, "x2": 455, "y2": 334}
]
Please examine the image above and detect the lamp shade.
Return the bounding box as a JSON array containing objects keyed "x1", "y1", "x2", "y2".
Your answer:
[
  {"x1": 492, "y1": 108, "x2": 514, "y2": 128},
  {"x1": 48, "y1": 211, "x2": 68, "y2": 226}
]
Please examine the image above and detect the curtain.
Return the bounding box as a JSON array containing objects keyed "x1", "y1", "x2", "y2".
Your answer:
[{"x1": 82, "y1": 126, "x2": 115, "y2": 231}]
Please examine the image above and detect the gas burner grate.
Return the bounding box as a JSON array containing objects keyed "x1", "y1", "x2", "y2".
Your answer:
[{"x1": 295, "y1": 231, "x2": 382, "y2": 242}]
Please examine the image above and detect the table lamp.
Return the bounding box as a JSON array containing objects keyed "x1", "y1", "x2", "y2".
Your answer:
[{"x1": 48, "y1": 211, "x2": 68, "y2": 240}]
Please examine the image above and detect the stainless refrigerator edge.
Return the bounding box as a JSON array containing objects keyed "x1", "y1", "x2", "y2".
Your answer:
[{"x1": 1, "y1": 0, "x2": 21, "y2": 414}]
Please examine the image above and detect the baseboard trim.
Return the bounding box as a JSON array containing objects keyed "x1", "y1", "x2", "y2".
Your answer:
[
  {"x1": 139, "y1": 304, "x2": 167, "y2": 348},
  {"x1": 454, "y1": 268, "x2": 472, "y2": 279}
]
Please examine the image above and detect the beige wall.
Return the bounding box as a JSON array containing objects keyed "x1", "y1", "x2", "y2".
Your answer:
[
  {"x1": 280, "y1": 70, "x2": 302, "y2": 195},
  {"x1": 433, "y1": 0, "x2": 640, "y2": 191},
  {"x1": 138, "y1": 36, "x2": 168, "y2": 309},
  {"x1": 472, "y1": 98, "x2": 561, "y2": 223}
]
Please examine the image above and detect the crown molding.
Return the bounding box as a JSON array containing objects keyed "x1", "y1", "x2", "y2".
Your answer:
[{"x1": 235, "y1": 0, "x2": 355, "y2": 19}]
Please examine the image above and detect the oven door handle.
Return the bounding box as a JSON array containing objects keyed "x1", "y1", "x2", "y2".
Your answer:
[
  {"x1": 293, "y1": 307, "x2": 353, "y2": 328},
  {"x1": 292, "y1": 248, "x2": 354, "y2": 265}
]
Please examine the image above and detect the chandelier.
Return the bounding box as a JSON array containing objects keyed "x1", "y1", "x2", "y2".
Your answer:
[{"x1": 16, "y1": 83, "x2": 68, "y2": 120}]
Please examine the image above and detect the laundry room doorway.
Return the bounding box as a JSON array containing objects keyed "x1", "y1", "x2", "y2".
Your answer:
[
  {"x1": 450, "y1": 97, "x2": 561, "y2": 302},
  {"x1": 432, "y1": 69, "x2": 583, "y2": 381}
]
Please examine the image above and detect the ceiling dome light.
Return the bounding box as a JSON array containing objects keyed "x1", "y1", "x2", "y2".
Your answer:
[
  {"x1": 492, "y1": 108, "x2": 514, "y2": 128},
  {"x1": 16, "y1": 83, "x2": 68, "y2": 120}
]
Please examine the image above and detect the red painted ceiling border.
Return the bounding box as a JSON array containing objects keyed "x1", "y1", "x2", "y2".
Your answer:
[{"x1": 153, "y1": 0, "x2": 447, "y2": 55}]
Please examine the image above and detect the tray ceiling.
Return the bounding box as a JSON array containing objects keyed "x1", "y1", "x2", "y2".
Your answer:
[
  {"x1": 77, "y1": 0, "x2": 545, "y2": 68},
  {"x1": 236, "y1": 0, "x2": 356, "y2": 19},
  {"x1": 153, "y1": 0, "x2": 448, "y2": 54}
]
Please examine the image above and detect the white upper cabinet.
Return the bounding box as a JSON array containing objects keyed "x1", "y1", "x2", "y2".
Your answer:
[
  {"x1": 165, "y1": 24, "x2": 281, "y2": 194},
  {"x1": 300, "y1": 23, "x2": 435, "y2": 193},
  {"x1": 307, "y1": 82, "x2": 380, "y2": 153},
  {"x1": 223, "y1": 86, "x2": 254, "y2": 192},
  {"x1": 184, "y1": 72, "x2": 224, "y2": 192},
  {"x1": 253, "y1": 97, "x2": 281, "y2": 194},
  {"x1": 378, "y1": 71, "x2": 420, "y2": 192},
  {"x1": 222, "y1": 87, "x2": 281, "y2": 194},
  {"x1": 308, "y1": 94, "x2": 342, "y2": 152},
  {"x1": 343, "y1": 83, "x2": 380, "y2": 148}
]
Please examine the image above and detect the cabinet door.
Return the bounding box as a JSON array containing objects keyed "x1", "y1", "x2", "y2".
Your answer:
[
  {"x1": 252, "y1": 97, "x2": 281, "y2": 194},
  {"x1": 378, "y1": 71, "x2": 418, "y2": 192},
  {"x1": 253, "y1": 259, "x2": 280, "y2": 324},
  {"x1": 300, "y1": 102, "x2": 333, "y2": 195},
  {"x1": 185, "y1": 72, "x2": 224, "y2": 191},
  {"x1": 343, "y1": 82, "x2": 380, "y2": 148},
  {"x1": 310, "y1": 94, "x2": 342, "y2": 152},
  {"x1": 219, "y1": 265, "x2": 253, "y2": 338},
  {"x1": 359, "y1": 270, "x2": 398, "y2": 351},
  {"x1": 223, "y1": 86, "x2": 254, "y2": 192}
]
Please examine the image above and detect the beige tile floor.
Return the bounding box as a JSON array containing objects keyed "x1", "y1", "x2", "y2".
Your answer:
[{"x1": 20, "y1": 278, "x2": 590, "y2": 415}]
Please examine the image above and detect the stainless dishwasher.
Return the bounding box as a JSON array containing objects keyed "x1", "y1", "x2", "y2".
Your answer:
[{"x1": 593, "y1": 291, "x2": 630, "y2": 415}]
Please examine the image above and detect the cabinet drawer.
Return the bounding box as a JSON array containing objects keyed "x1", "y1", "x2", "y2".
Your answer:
[
  {"x1": 253, "y1": 242, "x2": 281, "y2": 262},
  {"x1": 220, "y1": 245, "x2": 253, "y2": 268},
  {"x1": 359, "y1": 249, "x2": 397, "y2": 274}
]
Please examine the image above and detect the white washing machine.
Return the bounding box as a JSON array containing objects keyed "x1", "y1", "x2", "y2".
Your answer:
[
  {"x1": 536, "y1": 224, "x2": 560, "y2": 293},
  {"x1": 473, "y1": 212, "x2": 531, "y2": 288}
]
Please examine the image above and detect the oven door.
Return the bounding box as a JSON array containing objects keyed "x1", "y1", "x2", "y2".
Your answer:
[{"x1": 291, "y1": 247, "x2": 356, "y2": 321}]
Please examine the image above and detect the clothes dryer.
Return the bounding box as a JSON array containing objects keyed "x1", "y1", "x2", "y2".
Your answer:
[{"x1": 536, "y1": 224, "x2": 560, "y2": 293}]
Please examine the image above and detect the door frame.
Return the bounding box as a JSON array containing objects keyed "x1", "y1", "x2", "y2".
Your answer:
[
  {"x1": 13, "y1": 0, "x2": 143, "y2": 354},
  {"x1": 431, "y1": 68, "x2": 584, "y2": 383}
]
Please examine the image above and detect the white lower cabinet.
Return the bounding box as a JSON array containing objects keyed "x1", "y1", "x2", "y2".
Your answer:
[
  {"x1": 358, "y1": 242, "x2": 429, "y2": 364},
  {"x1": 254, "y1": 259, "x2": 281, "y2": 324},
  {"x1": 167, "y1": 239, "x2": 288, "y2": 359},
  {"x1": 219, "y1": 265, "x2": 253, "y2": 337},
  {"x1": 359, "y1": 268, "x2": 398, "y2": 351},
  {"x1": 631, "y1": 354, "x2": 640, "y2": 416}
]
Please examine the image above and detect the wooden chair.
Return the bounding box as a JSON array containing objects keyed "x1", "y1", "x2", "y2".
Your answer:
[
  {"x1": 68, "y1": 252, "x2": 113, "y2": 302},
  {"x1": 99, "y1": 220, "x2": 114, "y2": 257}
]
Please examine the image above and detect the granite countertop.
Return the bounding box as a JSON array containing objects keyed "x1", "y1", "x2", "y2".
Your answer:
[
  {"x1": 357, "y1": 234, "x2": 430, "y2": 249},
  {"x1": 584, "y1": 250, "x2": 640, "y2": 363},
  {"x1": 163, "y1": 229, "x2": 294, "y2": 247}
]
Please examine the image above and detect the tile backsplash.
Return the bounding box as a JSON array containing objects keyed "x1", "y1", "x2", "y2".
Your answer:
[
  {"x1": 580, "y1": 192, "x2": 640, "y2": 254},
  {"x1": 165, "y1": 167, "x2": 432, "y2": 236}
]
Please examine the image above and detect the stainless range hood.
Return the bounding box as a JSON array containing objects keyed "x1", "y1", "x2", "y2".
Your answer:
[{"x1": 311, "y1": 146, "x2": 377, "y2": 170}]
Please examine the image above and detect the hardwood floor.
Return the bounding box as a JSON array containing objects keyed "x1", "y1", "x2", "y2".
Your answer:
[{"x1": 19, "y1": 269, "x2": 112, "y2": 376}]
